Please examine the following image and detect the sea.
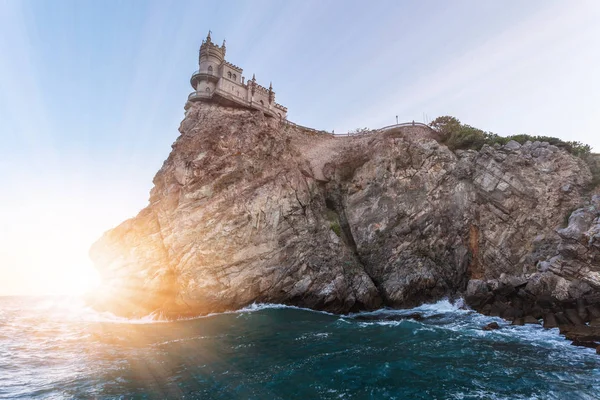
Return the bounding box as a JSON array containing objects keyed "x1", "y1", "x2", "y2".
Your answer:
[{"x1": 0, "y1": 296, "x2": 599, "y2": 400}]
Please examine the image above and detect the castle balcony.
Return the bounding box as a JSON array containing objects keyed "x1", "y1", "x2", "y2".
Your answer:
[
  {"x1": 187, "y1": 91, "x2": 212, "y2": 102},
  {"x1": 190, "y1": 70, "x2": 220, "y2": 89}
]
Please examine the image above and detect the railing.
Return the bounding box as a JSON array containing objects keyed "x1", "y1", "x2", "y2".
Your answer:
[
  {"x1": 284, "y1": 119, "x2": 433, "y2": 137},
  {"x1": 284, "y1": 120, "x2": 329, "y2": 135},
  {"x1": 188, "y1": 91, "x2": 212, "y2": 101}
]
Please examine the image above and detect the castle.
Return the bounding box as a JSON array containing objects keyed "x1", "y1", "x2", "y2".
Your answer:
[{"x1": 187, "y1": 31, "x2": 288, "y2": 120}]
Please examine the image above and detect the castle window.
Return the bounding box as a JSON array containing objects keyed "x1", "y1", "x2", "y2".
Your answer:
[
  {"x1": 233, "y1": 73, "x2": 237, "y2": 81},
  {"x1": 208, "y1": 66, "x2": 213, "y2": 74},
  {"x1": 228, "y1": 71, "x2": 232, "y2": 78},
  {"x1": 260, "y1": 100, "x2": 264, "y2": 106},
  {"x1": 205, "y1": 87, "x2": 210, "y2": 93}
]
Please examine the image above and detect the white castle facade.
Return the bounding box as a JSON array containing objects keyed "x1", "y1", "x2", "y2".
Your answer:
[{"x1": 187, "y1": 31, "x2": 288, "y2": 119}]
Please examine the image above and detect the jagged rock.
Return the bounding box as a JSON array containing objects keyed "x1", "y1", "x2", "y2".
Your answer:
[{"x1": 88, "y1": 102, "x2": 597, "y2": 318}]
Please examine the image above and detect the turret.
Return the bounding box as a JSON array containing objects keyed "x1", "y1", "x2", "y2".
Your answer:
[
  {"x1": 198, "y1": 30, "x2": 225, "y2": 75},
  {"x1": 268, "y1": 82, "x2": 274, "y2": 104}
]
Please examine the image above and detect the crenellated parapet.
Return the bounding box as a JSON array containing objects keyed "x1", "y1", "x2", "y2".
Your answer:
[
  {"x1": 223, "y1": 60, "x2": 243, "y2": 73},
  {"x1": 274, "y1": 102, "x2": 287, "y2": 112},
  {"x1": 188, "y1": 31, "x2": 287, "y2": 120}
]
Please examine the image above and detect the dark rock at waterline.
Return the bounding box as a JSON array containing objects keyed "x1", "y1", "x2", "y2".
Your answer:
[
  {"x1": 482, "y1": 322, "x2": 500, "y2": 331},
  {"x1": 536, "y1": 294, "x2": 555, "y2": 310},
  {"x1": 352, "y1": 312, "x2": 423, "y2": 322},
  {"x1": 554, "y1": 312, "x2": 571, "y2": 327},
  {"x1": 523, "y1": 316, "x2": 540, "y2": 325},
  {"x1": 565, "y1": 309, "x2": 585, "y2": 326},
  {"x1": 543, "y1": 313, "x2": 558, "y2": 329},
  {"x1": 590, "y1": 318, "x2": 600, "y2": 328},
  {"x1": 571, "y1": 340, "x2": 600, "y2": 349},
  {"x1": 587, "y1": 306, "x2": 600, "y2": 320},
  {"x1": 564, "y1": 326, "x2": 600, "y2": 343},
  {"x1": 512, "y1": 316, "x2": 538, "y2": 326}
]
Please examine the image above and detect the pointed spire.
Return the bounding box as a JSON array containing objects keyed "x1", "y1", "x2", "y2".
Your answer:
[
  {"x1": 206, "y1": 30, "x2": 212, "y2": 42},
  {"x1": 222, "y1": 39, "x2": 226, "y2": 48},
  {"x1": 252, "y1": 73, "x2": 256, "y2": 81},
  {"x1": 269, "y1": 81, "x2": 273, "y2": 90}
]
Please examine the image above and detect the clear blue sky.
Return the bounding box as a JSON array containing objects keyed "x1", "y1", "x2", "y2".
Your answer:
[{"x1": 0, "y1": 0, "x2": 599, "y2": 295}]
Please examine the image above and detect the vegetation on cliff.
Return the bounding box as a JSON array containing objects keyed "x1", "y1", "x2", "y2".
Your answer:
[
  {"x1": 429, "y1": 115, "x2": 599, "y2": 191},
  {"x1": 429, "y1": 116, "x2": 592, "y2": 157}
]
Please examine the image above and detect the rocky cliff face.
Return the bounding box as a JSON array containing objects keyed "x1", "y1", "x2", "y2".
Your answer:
[{"x1": 89, "y1": 102, "x2": 597, "y2": 320}]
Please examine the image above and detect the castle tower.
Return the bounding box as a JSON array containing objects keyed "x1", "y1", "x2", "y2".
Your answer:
[
  {"x1": 187, "y1": 31, "x2": 287, "y2": 120},
  {"x1": 189, "y1": 31, "x2": 225, "y2": 96}
]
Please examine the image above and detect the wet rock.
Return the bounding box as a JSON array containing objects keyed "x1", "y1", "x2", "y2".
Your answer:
[
  {"x1": 482, "y1": 322, "x2": 500, "y2": 331},
  {"x1": 352, "y1": 312, "x2": 423, "y2": 322},
  {"x1": 554, "y1": 312, "x2": 571, "y2": 327},
  {"x1": 530, "y1": 306, "x2": 544, "y2": 320},
  {"x1": 564, "y1": 326, "x2": 600, "y2": 343},
  {"x1": 512, "y1": 318, "x2": 524, "y2": 326},
  {"x1": 523, "y1": 316, "x2": 540, "y2": 325},
  {"x1": 571, "y1": 340, "x2": 599, "y2": 349},
  {"x1": 536, "y1": 294, "x2": 556, "y2": 310},
  {"x1": 577, "y1": 299, "x2": 589, "y2": 322},
  {"x1": 543, "y1": 313, "x2": 558, "y2": 329},
  {"x1": 565, "y1": 309, "x2": 585, "y2": 326}
]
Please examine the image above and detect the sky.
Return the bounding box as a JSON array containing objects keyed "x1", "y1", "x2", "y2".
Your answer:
[{"x1": 0, "y1": 0, "x2": 599, "y2": 295}]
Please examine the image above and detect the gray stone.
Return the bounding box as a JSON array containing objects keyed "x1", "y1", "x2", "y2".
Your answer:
[{"x1": 504, "y1": 140, "x2": 522, "y2": 151}]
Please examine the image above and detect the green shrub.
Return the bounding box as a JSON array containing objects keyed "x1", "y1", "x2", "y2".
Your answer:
[
  {"x1": 330, "y1": 221, "x2": 342, "y2": 237},
  {"x1": 429, "y1": 116, "x2": 592, "y2": 158}
]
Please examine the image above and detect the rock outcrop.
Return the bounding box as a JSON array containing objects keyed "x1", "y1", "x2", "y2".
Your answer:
[
  {"x1": 89, "y1": 102, "x2": 598, "y2": 322},
  {"x1": 466, "y1": 191, "x2": 600, "y2": 348}
]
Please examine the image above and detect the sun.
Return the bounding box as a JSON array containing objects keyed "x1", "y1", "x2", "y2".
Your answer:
[{"x1": 56, "y1": 261, "x2": 103, "y2": 296}]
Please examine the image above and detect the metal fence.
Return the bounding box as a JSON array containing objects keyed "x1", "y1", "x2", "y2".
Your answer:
[{"x1": 284, "y1": 119, "x2": 432, "y2": 137}]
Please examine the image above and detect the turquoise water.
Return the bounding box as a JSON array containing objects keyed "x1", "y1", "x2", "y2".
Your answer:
[{"x1": 0, "y1": 297, "x2": 599, "y2": 399}]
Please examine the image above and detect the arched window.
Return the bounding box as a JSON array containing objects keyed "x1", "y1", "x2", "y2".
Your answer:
[
  {"x1": 260, "y1": 100, "x2": 264, "y2": 106},
  {"x1": 233, "y1": 73, "x2": 237, "y2": 80},
  {"x1": 208, "y1": 65, "x2": 213, "y2": 74},
  {"x1": 205, "y1": 87, "x2": 210, "y2": 93},
  {"x1": 227, "y1": 71, "x2": 232, "y2": 78}
]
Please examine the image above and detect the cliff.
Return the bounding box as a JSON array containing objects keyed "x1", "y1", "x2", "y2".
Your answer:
[{"x1": 89, "y1": 102, "x2": 598, "y2": 321}]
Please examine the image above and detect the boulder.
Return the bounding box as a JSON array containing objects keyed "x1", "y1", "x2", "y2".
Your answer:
[
  {"x1": 482, "y1": 322, "x2": 500, "y2": 331},
  {"x1": 504, "y1": 140, "x2": 522, "y2": 151}
]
